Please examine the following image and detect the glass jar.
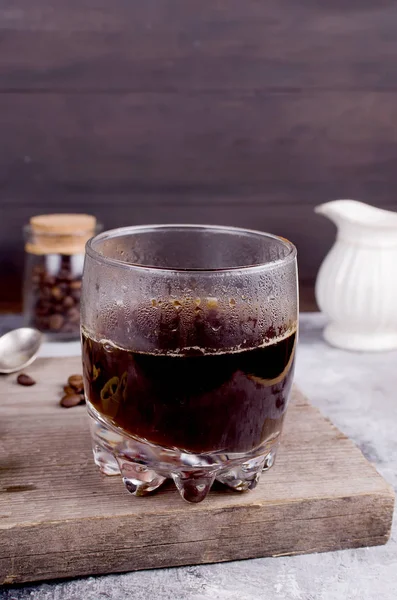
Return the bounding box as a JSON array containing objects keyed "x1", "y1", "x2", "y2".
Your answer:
[{"x1": 23, "y1": 214, "x2": 100, "y2": 340}]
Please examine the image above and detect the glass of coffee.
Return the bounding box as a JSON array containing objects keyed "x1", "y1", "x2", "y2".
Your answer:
[{"x1": 81, "y1": 225, "x2": 298, "y2": 503}]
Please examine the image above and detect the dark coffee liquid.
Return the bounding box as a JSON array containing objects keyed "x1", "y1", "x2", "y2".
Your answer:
[{"x1": 82, "y1": 320, "x2": 296, "y2": 454}]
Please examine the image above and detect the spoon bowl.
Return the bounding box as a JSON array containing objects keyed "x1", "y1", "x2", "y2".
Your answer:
[{"x1": 0, "y1": 328, "x2": 42, "y2": 374}]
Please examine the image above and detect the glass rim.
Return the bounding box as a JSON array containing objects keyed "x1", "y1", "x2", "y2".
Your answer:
[{"x1": 85, "y1": 224, "x2": 297, "y2": 274}]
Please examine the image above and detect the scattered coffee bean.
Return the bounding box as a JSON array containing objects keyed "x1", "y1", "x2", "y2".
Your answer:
[
  {"x1": 68, "y1": 374, "x2": 84, "y2": 392},
  {"x1": 60, "y1": 393, "x2": 83, "y2": 408},
  {"x1": 59, "y1": 374, "x2": 85, "y2": 407},
  {"x1": 17, "y1": 373, "x2": 36, "y2": 386}
]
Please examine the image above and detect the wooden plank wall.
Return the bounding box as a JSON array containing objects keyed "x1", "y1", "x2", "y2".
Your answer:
[{"x1": 1, "y1": 0, "x2": 397, "y2": 307}]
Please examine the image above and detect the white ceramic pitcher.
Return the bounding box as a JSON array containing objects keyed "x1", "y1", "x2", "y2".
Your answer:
[{"x1": 315, "y1": 199, "x2": 397, "y2": 351}]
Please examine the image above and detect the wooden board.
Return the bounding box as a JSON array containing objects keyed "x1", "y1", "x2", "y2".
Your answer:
[{"x1": 0, "y1": 357, "x2": 394, "y2": 585}]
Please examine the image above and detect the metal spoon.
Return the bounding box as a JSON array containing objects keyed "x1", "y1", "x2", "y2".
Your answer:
[{"x1": 0, "y1": 328, "x2": 43, "y2": 374}]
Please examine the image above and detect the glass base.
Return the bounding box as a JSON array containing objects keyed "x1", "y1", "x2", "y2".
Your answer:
[{"x1": 88, "y1": 404, "x2": 280, "y2": 503}]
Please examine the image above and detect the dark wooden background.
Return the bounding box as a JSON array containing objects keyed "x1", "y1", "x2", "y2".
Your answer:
[{"x1": 1, "y1": 0, "x2": 397, "y2": 310}]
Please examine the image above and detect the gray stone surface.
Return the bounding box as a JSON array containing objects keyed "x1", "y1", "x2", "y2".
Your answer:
[{"x1": 2, "y1": 313, "x2": 397, "y2": 599}]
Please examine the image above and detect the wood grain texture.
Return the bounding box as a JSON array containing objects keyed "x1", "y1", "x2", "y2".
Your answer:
[
  {"x1": 0, "y1": 357, "x2": 394, "y2": 584},
  {"x1": 2, "y1": 0, "x2": 397, "y2": 303},
  {"x1": 1, "y1": 89, "x2": 397, "y2": 292},
  {"x1": 2, "y1": 92, "x2": 397, "y2": 192},
  {"x1": 1, "y1": 1, "x2": 397, "y2": 91}
]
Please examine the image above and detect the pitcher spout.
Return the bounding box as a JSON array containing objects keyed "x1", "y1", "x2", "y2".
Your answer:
[
  {"x1": 315, "y1": 199, "x2": 397, "y2": 229},
  {"x1": 315, "y1": 200, "x2": 349, "y2": 224}
]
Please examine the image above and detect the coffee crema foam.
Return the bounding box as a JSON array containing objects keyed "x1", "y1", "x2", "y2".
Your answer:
[{"x1": 82, "y1": 323, "x2": 297, "y2": 358}]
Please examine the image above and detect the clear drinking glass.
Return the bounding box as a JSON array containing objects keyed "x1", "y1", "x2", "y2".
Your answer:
[{"x1": 81, "y1": 225, "x2": 298, "y2": 503}]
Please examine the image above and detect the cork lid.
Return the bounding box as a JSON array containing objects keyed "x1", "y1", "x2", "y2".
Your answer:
[{"x1": 26, "y1": 214, "x2": 97, "y2": 255}]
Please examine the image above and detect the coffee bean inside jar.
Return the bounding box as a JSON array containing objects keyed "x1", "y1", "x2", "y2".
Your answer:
[{"x1": 23, "y1": 214, "x2": 100, "y2": 340}]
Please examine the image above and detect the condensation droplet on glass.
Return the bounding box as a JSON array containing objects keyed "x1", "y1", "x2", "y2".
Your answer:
[
  {"x1": 151, "y1": 298, "x2": 158, "y2": 308},
  {"x1": 229, "y1": 298, "x2": 236, "y2": 308}
]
